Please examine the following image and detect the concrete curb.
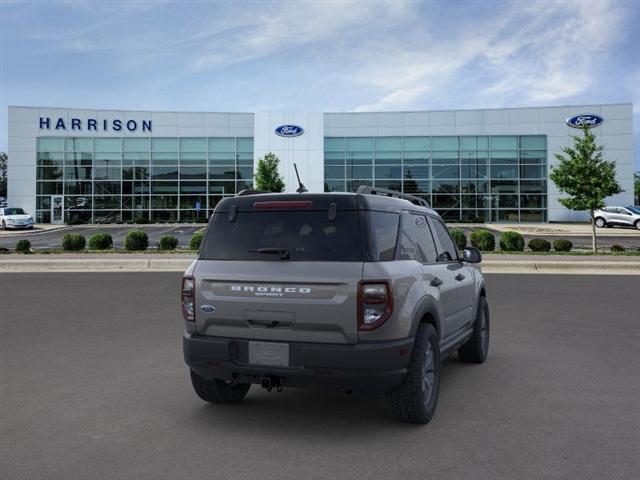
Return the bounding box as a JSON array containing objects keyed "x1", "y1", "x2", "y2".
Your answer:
[
  {"x1": 0, "y1": 258, "x2": 195, "y2": 273},
  {"x1": 2, "y1": 258, "x2": 639, "y2": 274},
  {"x1": 482, "y1": 260, "x2": 640, "y2": 275}
]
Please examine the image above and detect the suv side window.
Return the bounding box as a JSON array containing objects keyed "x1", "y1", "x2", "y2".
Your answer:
[
  {"x1": 409, "y1": 214, "x2": 438, "y2": 263},
  {"x1": 431, "y1": 218, "x2": 458, "y2": 262},
  {"x1": 397, "y1": 220, "x2": 418, "y2": 261}
]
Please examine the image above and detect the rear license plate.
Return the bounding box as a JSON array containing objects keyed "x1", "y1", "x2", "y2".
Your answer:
[{"x1": 248, "y1": 341, "x2": 289, "y2": 367}]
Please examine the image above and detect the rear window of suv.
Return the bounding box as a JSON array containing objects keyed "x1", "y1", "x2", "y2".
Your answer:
[{"x1": 201, "y1": 211, "x2": 364, "y2": 262}]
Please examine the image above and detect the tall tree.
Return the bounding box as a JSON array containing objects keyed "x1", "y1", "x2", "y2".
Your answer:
[
  {"x1": 254, "y1": 152, "x2": 285, "y2": 192},
  {"x1": 634, "y1": 172, "x2": 640, "y2": 205},
  {"x1": 549, "y1": 128, "x2": 623, "y2": 251},
  {"x1": 0, "y1": 152, "x2": 7, "y2": 198}
]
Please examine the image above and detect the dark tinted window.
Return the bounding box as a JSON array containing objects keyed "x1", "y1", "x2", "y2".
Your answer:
[
  {"x1": 410, "y1": 214, "x2": 438, "y2": 263},
  {"x1": 201, "y1": 211, "x2": 363, "y2": 261},
  {"x1": 431, "y1": 218, "x2": 458, "y2": 262},
  {"x1": 397, "y1": 216, "x2": 417, "y2": 261},
  {"x1": 365, "y1": 211, "x2": 399, "y2": 261}
]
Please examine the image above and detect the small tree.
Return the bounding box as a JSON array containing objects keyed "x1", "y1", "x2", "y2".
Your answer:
[
  {"x1": 634, "y1": 172, "x2": 640, "y2": 205},
  {"x1": 549, "y1": 128, "x2": 623, "y2": 252},
  {"x1": 0, "y1": 152, "x2": 7, "y2": 198},
  {"x1": 254, "y1": 153, "x2": 285, "y2": 192}
]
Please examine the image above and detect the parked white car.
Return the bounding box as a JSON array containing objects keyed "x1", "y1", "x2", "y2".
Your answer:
[
  {"x1": 0, "y1": 207, "x2": 35, "y2": 230},
  {"x1": 594, "y1": 206, "x2": 640, "y2": 230}
]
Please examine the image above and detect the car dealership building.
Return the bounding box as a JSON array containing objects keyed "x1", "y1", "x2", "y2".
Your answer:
[{"x1": 6, "y1": 103, "x2": 634, "y2": 224}]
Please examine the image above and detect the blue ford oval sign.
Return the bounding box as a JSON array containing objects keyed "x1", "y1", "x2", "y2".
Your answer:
[
  {"x1": 275, "y1": 125, "x2": 304, "y2": 137},
  {"x1": 566, "y1": 114, "x2": 604, "y2": 129}
]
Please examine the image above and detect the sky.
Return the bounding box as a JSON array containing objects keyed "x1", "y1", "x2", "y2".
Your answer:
[{"x1": 1, "y1": 0, "x2": 639, "y2": 168}]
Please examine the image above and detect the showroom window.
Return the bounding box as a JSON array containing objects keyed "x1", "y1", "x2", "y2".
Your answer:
[
  {"x1": 324, "y1": 135, "x2": 547, "y2": 222},
  {"x1": 35, "y1": 136, "x2": 253, "y2": 224}
]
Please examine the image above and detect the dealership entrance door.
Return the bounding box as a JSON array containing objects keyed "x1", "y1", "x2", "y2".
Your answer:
[{"x1": 51, "y1": 195, "x2": 64, "y2": 224}]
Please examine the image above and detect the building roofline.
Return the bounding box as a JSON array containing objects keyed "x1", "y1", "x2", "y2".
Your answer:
[{"x1": 7, "y1": 102, "x2": 633, "y2": 115}]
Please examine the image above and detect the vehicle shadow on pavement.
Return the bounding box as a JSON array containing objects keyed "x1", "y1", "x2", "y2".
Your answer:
[{"x1": 179, "y1": 357, "x2": 478, "y2": 434}]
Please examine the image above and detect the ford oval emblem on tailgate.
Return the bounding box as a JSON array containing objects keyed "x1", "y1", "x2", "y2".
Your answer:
[{"x1": 200, "y1": 304, "x2": 216, "y2": 313}]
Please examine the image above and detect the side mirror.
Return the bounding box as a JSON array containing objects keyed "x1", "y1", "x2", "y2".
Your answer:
[{"x1": 462, "y1": 247, "x2": 482, "y2": 264}]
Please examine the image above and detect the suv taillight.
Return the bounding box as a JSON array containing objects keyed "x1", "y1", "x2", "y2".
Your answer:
[
  {"x1": 181, "y1": 276, "x2": 195, "y2": 321},
  {"x1": 358, "y1": 281, "x2": 393, "y2": 331}
]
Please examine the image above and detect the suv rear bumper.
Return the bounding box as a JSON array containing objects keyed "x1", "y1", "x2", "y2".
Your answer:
[{"x1": 183, "y1": 332, "x2": 414, "y2": 394}]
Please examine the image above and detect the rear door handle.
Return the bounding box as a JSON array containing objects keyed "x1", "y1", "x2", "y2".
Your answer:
[
  {"x1": 455, "y1": 273, "x2": 465, "y2": 281},
  {"x1": 430, "y1": 277, "x2": 443, "y2": 287}
]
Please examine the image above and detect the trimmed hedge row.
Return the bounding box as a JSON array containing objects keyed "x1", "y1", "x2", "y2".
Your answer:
[
  {"x1": 470, "y1": 229, "x2": 495, "y2": 251},
  {"x1": 88, "y1": 232, "x2": 113, "y2": 250},
  {"x1": 158, "y1": 235, "x2": 179, "y2": 250}
]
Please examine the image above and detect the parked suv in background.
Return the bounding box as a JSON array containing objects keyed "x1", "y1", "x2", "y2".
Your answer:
[
  {"x1": 182, "y1": 187, "x2": 489, "y2": 424},
  {"x1": 594, "y1": 206, "x2": 640, "y2": 229},
  {"x1": 0, "y1": 207, "x2": 34, "y2": 230}
]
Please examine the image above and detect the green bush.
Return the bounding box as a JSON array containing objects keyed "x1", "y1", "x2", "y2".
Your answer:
[
  {"x1": 449, "y1": 228, "x2": 467, "y2": 251},
  {"x1": 499, "y1": 231, "x2": 525, "y2": 252},
  {"x1": 610, "y1": 244, "x2": 625, "y2": 252},
  {"x1": 62, "y1": 233, "x2": 86, "y2": 251},
  {"x1": 528, "y1": 238, "x2": 551, "y2": 252},
  {"x1": 470, "y1": 229, "x2": 495, "y2": 251},
  {"x1": 125, "y1": 230, "x2": 149, "y2": 251},
  {"x1": 158, "y1": 235, "x2": 179, "y2": 251},
  {"x1": 553, "y1": 239, "x2": 573, "y2": 252},
  {"x1": 189, "y1": 231, "x2": 205, "y2": 250},
  {"x1": 88, "y1": 232, "x2": 113, "y2": 250},
  {"x1": 134, "y1": 215, "x2": 149, "y2": 224},
  {"x1": 15, "y1": 239, "x2": 31, "y2": 253}
]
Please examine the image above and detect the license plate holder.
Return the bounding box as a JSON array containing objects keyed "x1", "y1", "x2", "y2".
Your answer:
[{"x1": 248, "y1": 341, "x2": 289, "y2": 367}]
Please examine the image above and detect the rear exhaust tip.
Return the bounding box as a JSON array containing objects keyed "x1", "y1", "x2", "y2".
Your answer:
[
  {"x1": 260, "y1": 377, "x2": 272, "y2": 391},
  {"x1": 260, "y1": 376, "x2": 283, "y2": 392}
]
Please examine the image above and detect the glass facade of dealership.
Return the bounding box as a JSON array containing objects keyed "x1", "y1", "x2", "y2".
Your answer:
[
  {"x1": 34, "y1": 134, "x2": 547, "y2": 223},
  {"x1": 323, "y1": 135, "x2": 547, "y2": 222},
  {"x1": 35, "y1": 136, "x2": 254, "y2": 223}
]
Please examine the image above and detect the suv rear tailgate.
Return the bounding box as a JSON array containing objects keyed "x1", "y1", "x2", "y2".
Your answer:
[{"x1": 194, "y1": 260, "x2": 362, "y2": 344}]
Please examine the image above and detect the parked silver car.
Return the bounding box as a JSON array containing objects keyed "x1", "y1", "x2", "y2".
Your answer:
[
  {"x1": 594, "y1": 206, "x2": 640, "y2": 229},
  {"x1": 182, "y1": 187, "x2": 489, "y2": 424}
]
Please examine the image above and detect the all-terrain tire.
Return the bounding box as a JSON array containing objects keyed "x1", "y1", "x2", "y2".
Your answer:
[
  {"x1": 190, "y1": 370, "x2": 251, "y2": 404},
  {"x1": 458, "y1": 296, "x2": 490, "y2": 364},
  {"x1": 388, "y1": 324, "x2": 441, "y2": 424}
]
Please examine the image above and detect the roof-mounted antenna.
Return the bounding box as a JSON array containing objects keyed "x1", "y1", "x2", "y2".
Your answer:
[{"x1": 293, "y1": 163, "x2": 308, "y2": 193}]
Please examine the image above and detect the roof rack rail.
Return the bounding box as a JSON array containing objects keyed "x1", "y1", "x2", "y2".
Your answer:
[
  {"x1": 356, "y1": 185, "x2": 430, "y2": 207},
  {"x1": 236, "y1": 189, "x2": 267, "y2": 197}
]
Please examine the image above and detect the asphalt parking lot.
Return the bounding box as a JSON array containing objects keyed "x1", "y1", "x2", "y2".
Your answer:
[{"x1": 2, "y1": 273, "x2": 639, "y2": 479}]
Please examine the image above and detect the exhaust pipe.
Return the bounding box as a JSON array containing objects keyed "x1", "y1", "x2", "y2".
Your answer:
[{"x1": 260, "y1": 376, "x2": 283, "y2": 392}]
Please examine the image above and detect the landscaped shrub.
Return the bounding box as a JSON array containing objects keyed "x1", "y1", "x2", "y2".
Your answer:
[
  {"x1": 470, "y1": 229, "x2": 495, "y2": 251},
  {"x1": 499, "y1": 231, "x2": 525, "y2": 252},
  {"x1": 449, "y1": 228, "x2": 467, "y2": 251},
  {"x1": 158, "y1": 235, "x2": 179, "y2": 250},
  {"x1": 15, "y1": 239, "x2": 31, "y2": 253},
  {"x1": 88, "y1": 232, "x2": 113, "y2": 250},
  {"x1": 189, "y1": 231, "x2": 205, "y2": 250},
  {"x1": 62, "y1": 233, "x2": 86, "y2": 251},
  {"x1": 553, "y1": 239, "x2": 573, "y2": 252},
  {"x1": 134, "y1": 215, "x2": 149, "y2": 224},
  {"x1": 125, "y1": 230, "x2": 149, "y2": 251},
  {"x1": 610, "y1": 244, "x2": 625, "y2": 252},
  {"x1": 528, "y1": 238, "x2": 551, "y2": 252}
]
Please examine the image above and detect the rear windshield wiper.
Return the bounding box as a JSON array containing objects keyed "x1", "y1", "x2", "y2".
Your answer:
[{"x1": 249, "y1": 247, "x2": 290, "y2": 259}]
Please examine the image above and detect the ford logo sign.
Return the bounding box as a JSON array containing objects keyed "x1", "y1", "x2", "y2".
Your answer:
[
  {"x1": 566, "y1": 114, "x2": 604, "y2": 129},
  {"x1": 275, "y1": 125, "x2": 304, "y2": 137}
]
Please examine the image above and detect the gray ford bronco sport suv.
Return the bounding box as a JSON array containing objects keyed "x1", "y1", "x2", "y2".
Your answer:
[{"x1": 182, "y1": 186, "x2": 489, "y2": 424}]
